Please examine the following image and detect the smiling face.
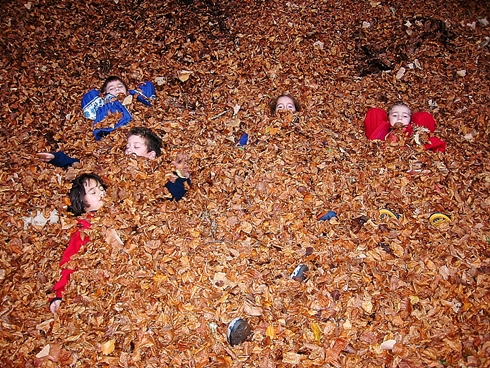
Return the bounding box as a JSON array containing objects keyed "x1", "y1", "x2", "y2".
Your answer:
[
  {"x1": 104, "y1": 79, "x2": 128, "y2": 96},
  {"x1": 83, "y1": 179, "x2": 106, "y2": 212},
  {"x1": 388, "y1": 104, "x2": 412, "y2": 126},
  {"x1": 275, "y1": 96, "x2": 297, "y2": 113},
  {"x1": 125, "y1": 134, "x2": 156, "y2": 159}
]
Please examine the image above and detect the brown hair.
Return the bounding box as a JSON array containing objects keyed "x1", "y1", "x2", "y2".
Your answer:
[
  {"x1": 68, "y1": 173, "x2": 107, "y2": 216},
  {"x1": 101, "y1": 76, "x2": 128, "y2": 94},
  {"x1": 128, "y1": 127, "x2": 163, "y2": 157}
]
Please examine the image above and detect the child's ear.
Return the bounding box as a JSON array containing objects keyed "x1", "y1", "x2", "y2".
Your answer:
[{"x1": 147, "y1": 151, "x2": 157, "y2": 160}]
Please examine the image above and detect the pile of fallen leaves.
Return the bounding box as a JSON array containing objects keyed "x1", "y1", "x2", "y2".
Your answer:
[{"x1": 1, "y1": 0, "x2": 489, "y2": 366}]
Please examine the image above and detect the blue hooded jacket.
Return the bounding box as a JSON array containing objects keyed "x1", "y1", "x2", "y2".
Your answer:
[{"x1": 81, "y1": 81, "x2": 156, "y2": 140}]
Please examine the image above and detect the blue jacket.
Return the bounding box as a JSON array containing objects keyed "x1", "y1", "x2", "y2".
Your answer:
[{"x1": 81, "y1": 81, "x2": 156, "y2": 141}]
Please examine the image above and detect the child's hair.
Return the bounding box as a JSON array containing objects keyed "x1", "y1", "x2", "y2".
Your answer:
[
  {"x1": 388, "y1": 102, "x2": 412, "y2": 116},
  {"x1": 128, "y1": 127, "x2": 163, "y2": 157},
  {"x1": 270, "y1": 94, "x2": 301, "y2": 115},
  {"x1": 101, "y1": 76, "x2": 128, "y2": 94},
  {"x1": 68, "y1": 173, "x2": 107, "y2": 216}
]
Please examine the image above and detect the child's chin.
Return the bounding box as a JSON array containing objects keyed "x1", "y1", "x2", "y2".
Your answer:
[{"x1": 392, "y1": 122, "x2": 406, "y2": 129}]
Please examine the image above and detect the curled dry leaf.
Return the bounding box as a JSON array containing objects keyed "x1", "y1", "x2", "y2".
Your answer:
[
  {"x1": 35, "y1": 345, "x2": 50, "y2": 359},
  {"x1": 381, "y1": 339, "x2": 397, "y2": 350},
  {"x1": 101, "y1": 339, "x2": 115, "y2": 355},
  {"x1": 178, "y1": 70, "x2": 192, "y2": 82}
]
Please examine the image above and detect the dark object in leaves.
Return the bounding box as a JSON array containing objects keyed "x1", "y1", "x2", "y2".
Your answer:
[
  {"x1": 227, "y1": 318, "x2": 252, "y2": 347},
  {"x1": 353, "y1": 215, "x2": 369, "y2": 226},
  {"x1": 377, "y1": 242, "x2": 393, "y2": 255},
  {"x1": 290, "y1": 264, "x2": 309, "y2": 282},
  {"x1": 358, "y1": 45, "x2": 393, "y2": 76}
]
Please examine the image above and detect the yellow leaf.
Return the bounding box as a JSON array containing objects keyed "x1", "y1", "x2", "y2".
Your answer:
[
  {"x1": 122, "y1": 94, "x2": 133, "y2": 106},
  {"x1": 409, "y1": 295, "x2": 420, "y2": 304},
  {"x1": 311, "y1": 322, "x2": 321, "y2": 342},
  {"x1": 362, "y1": 300, "x2": 373, "y2": 314},
  {"x1": 101, "y1": 339, "x2": 115, "y2": 355},
  {"x1": 266, "y1": 324, "x2": 276, "y2": 339},
  {"x1": 190, "y1": 229, "x2": 200, "y2": 238},
  {"x1": 343, "y1": 319, "x2": 352, "y2": 329},
  {"x1": 153, "y1": 271, "x2": 167, "y2": 284},
  {"x1": 178, "y1": 70, "x2": 192, "y2": 82},
  {"x1": 265, "y1": 127, "x2": 281, "y2": 135},
  {"x1": 241, "y1": 221, "x2": 253, "y2": 234}
]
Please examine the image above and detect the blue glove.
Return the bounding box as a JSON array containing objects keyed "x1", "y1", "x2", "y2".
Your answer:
[
  {"x1": 165, "y1": 175, "x2": 191, "y2": 201},
  {"x1": 49, "y1": 152, "x2": 80, "y2": 168}
]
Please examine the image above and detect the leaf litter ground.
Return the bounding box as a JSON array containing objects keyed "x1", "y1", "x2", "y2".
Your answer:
[{"x1": 0, "y1": 0, "x2": 489, "y2": 367}]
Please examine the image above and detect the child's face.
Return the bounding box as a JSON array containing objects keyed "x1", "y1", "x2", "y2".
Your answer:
[
  {"x1": 275, "y1": 96, "x2": 297, "y2": 113},
  {"x1": 105, "y1": 80, "x2": 128, "y2": 96},
  {"x1": 388, "y1": 105, "x2": 411, "y2": 126},
  {"x1": 83, "y1": 179, "x2": 106, "y2": 212},
  {"x1": 125, "y1": 135, "x2": 156, "y2": 159}
]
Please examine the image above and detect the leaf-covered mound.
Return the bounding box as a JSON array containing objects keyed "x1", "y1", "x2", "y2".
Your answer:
[{"x1": 0, "y1": 0, "x2": 489, "y2": 366}]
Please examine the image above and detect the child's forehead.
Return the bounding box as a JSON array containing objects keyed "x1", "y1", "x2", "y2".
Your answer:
[
  {"x1": 277, "y1": 96, "x2": 294, "y2": 104},
  {"x1": 107, "y1": 80, "x2": 124, "y2": 86},
  {"x1": 391, "y1": 105, "x2": 411, "y2": 114}
]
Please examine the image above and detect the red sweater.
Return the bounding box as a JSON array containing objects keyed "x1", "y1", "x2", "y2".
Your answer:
[
  {"x1": 363, "y1": 108, "x2": 446, "y2": 152},
  {"x1": 51, "y1": 217, "x2": 92, "y2": 300}
]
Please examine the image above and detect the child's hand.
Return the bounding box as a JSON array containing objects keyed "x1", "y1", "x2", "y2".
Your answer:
[
  {"x1": 172, "y1": 152, "x2": 190, "y2": 179},
  {"x1": 50, "y1": 299, "x2": 62, "y2": 314},
  {"x1": 36, "y1": 152, "x2": 55, "y2": 162}
]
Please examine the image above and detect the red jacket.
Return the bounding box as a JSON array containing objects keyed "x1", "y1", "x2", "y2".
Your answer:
[
  {"x1": 363, "y1": 108, "x2": 446, "y2": 152},
  {"x1": 51, "y1": 217, "x2": 92, "y2": 300}
]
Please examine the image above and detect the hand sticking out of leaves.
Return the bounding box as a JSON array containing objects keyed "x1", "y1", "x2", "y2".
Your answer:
[
  {"x1": 50, "y1": 299, "x2": 62, "y2": 314},
  {"x1": 167, "y1": 152, "x2": 190, "y2": 182},
  {"x1": 36, "y1": 152, "x2": 55, "y2": 162}
]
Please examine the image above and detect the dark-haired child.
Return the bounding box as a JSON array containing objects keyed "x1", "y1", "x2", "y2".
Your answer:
[
  {"x1": 82, "y1": 76, "x2": 156, "y2": 140},
  {"x1": 49, "y1": 173, "x2": 106, "y2": 313},
  {"x1": 363, "y1": 102, "x2": 446, "y2": 152}
]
